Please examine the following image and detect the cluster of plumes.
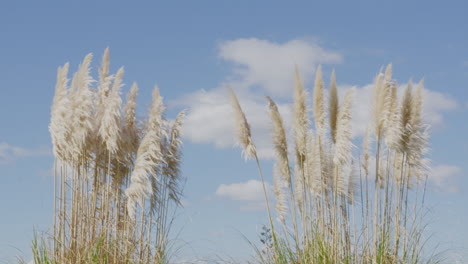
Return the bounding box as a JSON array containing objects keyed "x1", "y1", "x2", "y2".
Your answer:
[
  {"x1": 230, "y1": 64, "x2": 430, "y2": 263},
  {"x1": 49, "y1": 49, "x2": 185, "y2": 263},
  {"x1": 367, "y1": 64, "x2": 429, "y2": 185}
]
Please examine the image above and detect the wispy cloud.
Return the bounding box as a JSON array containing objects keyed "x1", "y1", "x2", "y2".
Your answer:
[
  {"x1": 429, "y1": 164, "x2": 462, "y2": 192},
  {"x1": 218, "y1": 38, "x2": 342, "y2": 97},
  {"x1": 0, "y1": 142, "x2": 51, "y2": 164},
  {"x1": 215, "y1": 179, "x2": 272, "y2": 211}
]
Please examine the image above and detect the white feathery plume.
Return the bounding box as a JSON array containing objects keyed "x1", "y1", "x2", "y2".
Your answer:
[
  {"x1": 333, "y1": 88, "x2": 354, "y2": 166},
  {"x1": 320, "y1": 138, "x2": 334, "y2": 192},
  {"x1": 267, "y1": 96, "x2": 291, "y2": 185},
  {"x1": 293, "y1": 66, "x2": 309, "y2": 159},
  {"x1": 329, "y1": 69, "x2": 339, "y2": 144},
  {"x1": 332, "y1": 88, "x2": 354, "y2": 195},
  {"x1": 408, "y1": 80, "x2": 429, "y2": 182},
  {"x1": 384, "y1": 63, "x2": 392, "y2": 82},
  {"x1": 69, "y1": 53, "x2": 95, "y2": 159},
  {"x1": 306, "y1": 132, "x2": 323, "y2": 196},
  {"x1": 126, "y1": 86, "x2": 165, "y2": 219},
  {"x1": 410, "y1": 80, "x2": 423, "y2": 132},
  {"x1": 164, "y1": 110, "x2": 186, "y2": 204},
  {"x1": 50, "y1": 63, "x2": 71, "y2": 160},
  {"x1": 52, "y1": 63, "x2": 69, "y2": 106},
  {"x1": 394, "y1": 152, "x2": 404, "y2": 185},
  {"x1": 313, "y1": 65, "x2": 326, "y2": 139},
  {"x1": 97, "y1": 48, "x2": 112, "y2": 103},
  {"x1": 229, "y1": 87, "x2": 257, "y2": 160},
  {"x1": 95, "y1": 49, "x2": 114, "y2": 139},
  {"x1": 372, "y1": 69, "x2": 391, "y2": 140},
  {"x1": 273, "y1": 164, "x2": 288, "y2": 225},
  {"x1": 347, "y1": 161, "x2": 358, "y2": 204},
  {"x1": 122, "y1": 82, "x2": 140, "y2": 155},
  {"x1": 99, "y1": 67, "x2": 124, "y2": 154},
  {"x1": 294, "y1": 165, "x2": 305, "y2": 212},
  {"x1": 293, "y1": 67, "x2": 309, "y2": 204},
  {"x1": 384, "y1": 81, "x2": 403, "y2": 151},
  {"x1": 98, "y1": 47, "x2": 110, "y2": 85},
  {"x1": 399, "y1": 81, "x2": 413, "y2": 153}
]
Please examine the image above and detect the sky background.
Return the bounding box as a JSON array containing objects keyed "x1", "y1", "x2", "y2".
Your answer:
[{"x1": 0, "y1": 0, "x2": 467, "y2": 263}]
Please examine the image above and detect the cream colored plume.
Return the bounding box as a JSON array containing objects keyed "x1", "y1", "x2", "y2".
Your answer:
[
  {"x1": 293, "y1": 66, "x2": 309, "y2": 155},
  {"x1": 126, "y1": 86, "x2": 165, "y2": 219},
  {"x1": 163, "y1": 110, "x2": 186, "y2": 204},
  {"x1": 273, "y1": 164, "x2": 288, "y2": 224},
  {"x1": 50, "y1": 63, "x2": 71, "y2": 160},
  {"x1": 122, "y1": 82, "x2": 140, "y2": 155},
  {"x1": 333, "y1": 88, "x2": 354, "y2": 166},
  {"x1": 98, "y1": 47, "x2": 110, "y2": 84},
  {"x1": 229, "y1": 87, "x2": 256, "y2": 160},
  {"x1": 96, "y1": 49, "x2": 113, "y2": 106},
  {"x1": 408, "y1": 80, "x2": 429, "y2": 180},
  {"x1": 99, "y1": 67, "x2": 123, "y2": 154},
  {"x1": 347, "y1": 161, "x2": 358, "y2": 204},
  {"x1": 69, "y1": 53, "x2": 95, "y2": 159},
  {"x1": 306, "y1": 132, "x2": 323, "y2": 196},
  {"x1": 267, "y1": 96, "x2": 291, "y2": 185},
  {"x1": 384, "y1": 81, "x2": 402, "y2": 151},
  {"x1": 293, "y1": 67, "x2": 308, "y2": 209},
  {"x1": 372, "y1": 65, "x2": 392, "y2": 140},
  {"x1": 399, "y1": 81, "x2": 413, "y2": 153},
  {"x1": 313, "y1": 65, "x2": 326, "y2": 139}
]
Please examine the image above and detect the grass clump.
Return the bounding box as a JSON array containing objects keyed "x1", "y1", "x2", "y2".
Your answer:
[
  {"x1": 231, "y1": 65, "x2": 433, "y2": 263},
  {"x1": 41, "y1": 49, "x2": 186, "y2": 263}
]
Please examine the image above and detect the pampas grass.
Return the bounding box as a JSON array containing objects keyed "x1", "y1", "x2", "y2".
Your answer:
[
  {"x1": 46, "y1": 49, "x2": 185, "y2": 264},
  {"x1": 231, "y1": 65, "x2": 433, "y2": 264}
]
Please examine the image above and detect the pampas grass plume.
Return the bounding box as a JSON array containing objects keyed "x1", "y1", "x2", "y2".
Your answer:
[
  {"x1": 126, "y1": 86, "x2": 165, "y2": 218},
  {"x1": 70, "y1": 53, "x2": 95, "y2": 158},
  {"x1": 50, "y1": 63, "x2": 70, "y2": 160},
  {"x1": 122, "y1": 82, "x2": 140, "y2": 154},
  {"x1": 229, "y1": 87, "x2": 256, "y2": 160},
  {"x1": 267, "y1": 96, "x2": 291, "y2": 185},
  {"x1": 273, "y1": 164, "x2": 288, "y2": 224},
  {"x1": 99, "y1": 67, "x2": 123, "y2": 154},
  {"x1": 313, "y1": 65, "x2": 326, "y2": 138},
  {"x1": 333, "y1": 88, "x2": 354, "y2": 166},
  {"x1": 164, "y1": 110, "x2": 186, "y2": 203}
]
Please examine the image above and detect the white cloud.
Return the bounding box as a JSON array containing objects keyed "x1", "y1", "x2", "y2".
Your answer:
[
  {"x1": 216, "y1": 179, "x2": 269, "y2": 201},
  {"x1": 0, "y1": 142, "x2": 51, "y2": 164},
  {"x1": 215, "y1": 179, "x2": 273, "y2": 211},
  {"x1": 219, "y1": 38, "x2": 342, "y2": 97},
  {"x1": 429, "y1": 164, "x2": 462, "y2": 192},
  {"x1": 422, "y1": 88, "x2": 458, "y2": 128}
]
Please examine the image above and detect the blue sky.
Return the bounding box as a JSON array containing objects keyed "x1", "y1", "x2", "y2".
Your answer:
[{"x1": 0, "y1": 0, "x2": 467, "y2": 262}]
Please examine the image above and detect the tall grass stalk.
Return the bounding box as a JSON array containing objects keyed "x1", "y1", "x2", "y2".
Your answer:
[{"x1": 230, "y1": 65, "x2": 431, "y2": 263}]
